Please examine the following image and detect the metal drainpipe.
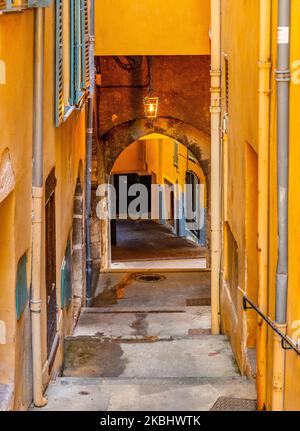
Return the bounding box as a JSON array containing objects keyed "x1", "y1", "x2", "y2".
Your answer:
[
  {"x1": 272, "y1": 0, "x2": 291, "y2": 411},
  {"x1": 210, "y1": 0, "x2": 222, "y2": 335},
  {"x1": 257, "y1": 0, "x2": 271, "y2": 411},
  {"x1": 85, "y1": 0, "x2": 95, "y2": 306},
  {"x1": 31, "y1": 7, "x2": 47, "y2": 407}
]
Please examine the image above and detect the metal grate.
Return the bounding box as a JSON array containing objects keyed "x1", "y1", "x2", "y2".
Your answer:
[
  {"x1": 134, "y1": 274, "x2": 166, "y2": 283},
  {"x1": 211, "y1": 397, "x2": 257, "y2": 411}
]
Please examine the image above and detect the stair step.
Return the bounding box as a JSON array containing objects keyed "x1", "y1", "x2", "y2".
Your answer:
[
  {"x1": 32, "y1": 376, "x2": 256, "y2": 411},
  {"x1": 63, "y1": 336, "x2": 238, "y2": 379},
  {"x1": 73, "y1": 307, "x2": 211, "y2": 339}
]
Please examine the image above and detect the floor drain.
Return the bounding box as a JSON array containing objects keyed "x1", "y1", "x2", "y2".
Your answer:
[
  {"x1": 210, "y1": 397, "x2": 257, "y2": 411},
  {"x1": 134, "y1": 274, "x2": 166, "y2": 283}
]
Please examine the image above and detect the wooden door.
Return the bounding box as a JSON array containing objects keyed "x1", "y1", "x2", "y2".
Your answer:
[{"x1": 45, "y1": 168, "x2": 57, "y2": 358}]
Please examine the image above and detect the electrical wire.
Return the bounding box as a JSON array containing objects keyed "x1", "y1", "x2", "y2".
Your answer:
[{"x1": 97, "y1": 56, "x2": 151, "y2": 89}]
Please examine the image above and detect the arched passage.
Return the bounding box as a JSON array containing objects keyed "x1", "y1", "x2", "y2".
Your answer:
[{"x1": 96, "y1": 117, "x2": 210, "y2": 271}]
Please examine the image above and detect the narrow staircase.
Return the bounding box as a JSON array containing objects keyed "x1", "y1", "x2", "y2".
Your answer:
[{"x1": 33, "y1": 271, "x2": 256, "y2": 411}]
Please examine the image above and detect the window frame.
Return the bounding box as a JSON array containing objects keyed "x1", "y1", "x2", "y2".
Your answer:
[{"x1": 55, "y1": 0, "x2": 90, "y2": 127}]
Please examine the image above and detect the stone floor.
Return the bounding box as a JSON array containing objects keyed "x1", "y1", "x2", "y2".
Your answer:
[
  {"x1": 111, "y1": 220, "x2": 207, "y2": 265},
  {"x1": 32, "y1": 271, "x2": 256, "y2": 411}
]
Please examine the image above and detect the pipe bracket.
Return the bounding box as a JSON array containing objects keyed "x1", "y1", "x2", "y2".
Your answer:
[
  {"x1": 210, "y1": 69, "x2": 221, "y2": 78},
  {"x1": 258, "y1": 61, "x2": 272, "y2": 70},
  {"x1": 30, "y1": 299, "x2": 42, "y2": 313},
  {"x1": 275, "y1": 68, "x2": 291, "y2": 82}
]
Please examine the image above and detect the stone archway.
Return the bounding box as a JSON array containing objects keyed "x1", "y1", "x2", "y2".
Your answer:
[
  {"x1": 96, "y1": 117, "x2": 211, "y2": 270},
  {"x1": 100, "y1": 117, "x2": 210, "y2": 180}
]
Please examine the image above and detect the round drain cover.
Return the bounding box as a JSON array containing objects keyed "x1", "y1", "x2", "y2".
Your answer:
[{"x1": 134, "y1": 274, "x2": 166, "y2": 283}]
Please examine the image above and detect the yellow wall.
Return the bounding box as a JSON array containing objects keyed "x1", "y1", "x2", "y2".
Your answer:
[
  {"x1": 112, "y1": 137, "x2": 206, "y2": 204},
  {"x1": 0, "y1": 4, "x2": 87, "y2": 410},
  {"x1": 220, "y1": 0, "x2": 259, "y2": 376},
  {"x1": 271, "y1": 0, "x2": 300, "y2": 411},
  {"x1": 95, "y1": 0, "x2": 211, "y2": 55},
  {"x1": 221, "y1": 0, "x2": 300, "y2": 411}
]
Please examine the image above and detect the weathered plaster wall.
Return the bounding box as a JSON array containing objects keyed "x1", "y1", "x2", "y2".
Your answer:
[
  {"x1": 221, "y1": 0, "x2": 300, "y2": 411},
  {"x1": 0, "y1": 4, "x2": 87, "y2": 410},
  {"x1": 220, "y1": 0, "x2": 259, "y2": 376}
]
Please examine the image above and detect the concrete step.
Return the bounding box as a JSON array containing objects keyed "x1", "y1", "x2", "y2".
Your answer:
[
  {"x1": 0, "y1": 384, "x2": 13, "y2": 411},
  {"x1": 63, "y1": 336, "x2": 239, "y2": 379},
  {"x1": 32, "y1": 376, "x2": 256, "y2": 411},
  {"x1": 73, "y1": 307, "x2": 211, "y2": 339}
]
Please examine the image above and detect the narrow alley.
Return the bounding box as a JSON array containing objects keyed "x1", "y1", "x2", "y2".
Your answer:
[
  {"x1": 2, "y1": 0, "x2": 300, "y2": 416},
  {"x1": 33, "y1": 270, "x2": 256, "y2": 411}
]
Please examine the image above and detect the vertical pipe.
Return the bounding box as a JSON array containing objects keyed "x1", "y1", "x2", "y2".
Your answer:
[
  {"x1": 210, "y1": 0, "x2": 221, "y2": 335},
  {"x1": 275, "y1": 0, "x2": 290, "y2": 325},
  {"x1": 257, "y1": 0, "x2": 271, "y2": 411},
  {"x1": 31, "y1": 7, "x2": 47, "y2": 407},
  {"x1": 272, "y1": 0, "x2": 291, "y2": 411},
  {"x1": 85, "y1": 0, "x2": 95, "y2": 306}
]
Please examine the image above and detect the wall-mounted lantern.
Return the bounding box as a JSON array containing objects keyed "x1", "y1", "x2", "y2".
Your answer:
[
  {"x1": 144, "y1": 95, "x2": 159, "y2": 119},
  {"x1": 144, "y1": 56, "x2": 159, "y2": 121}
]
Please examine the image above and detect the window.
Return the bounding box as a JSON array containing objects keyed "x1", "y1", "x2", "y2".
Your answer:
[
  {"x1": 55, "y1": 0, "x2": 90, "y2": 126},
  {"x1": 173, "y1": 141, "x2": 179, "y2": 168}
]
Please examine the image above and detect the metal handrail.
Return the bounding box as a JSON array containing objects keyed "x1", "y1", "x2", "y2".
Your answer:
[{"x1": 243, "y1": 295, "x2": 300, "y2": 356}]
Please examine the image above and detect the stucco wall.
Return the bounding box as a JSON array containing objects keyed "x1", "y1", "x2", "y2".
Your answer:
[
  {"x1": 220, "y1": 0, "x2": 260, "y2": 376},
  {"x1": 95, "y1": 0, "x2": 210, "y2": 56},
  {"x1": 0, "y1": 4, "x2": 87, "y2": 410}
]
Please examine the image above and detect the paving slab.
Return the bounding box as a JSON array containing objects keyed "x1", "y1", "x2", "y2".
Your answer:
[
  {"x1": 32, "y1": 377, "x2": 256, "y2": 411},
  {"x1": 93, "y1": 271, "x2": 211, "y2": 309}
]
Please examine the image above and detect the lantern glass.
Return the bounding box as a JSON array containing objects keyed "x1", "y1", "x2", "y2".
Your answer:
[{"x1": 144, "y1": 96, "x2": 159, "y2": 119}]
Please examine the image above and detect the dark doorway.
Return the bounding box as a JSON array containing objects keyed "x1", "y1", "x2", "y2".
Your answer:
[
  {"x1": 185, "y1": 171, "x2": 201, "y2": 240},
  {"x1": 113, "y1": 173, "x2": 152, "y2": 215},
  {"x1": 111, "y1": 173, "x2": 152, "y2": 246},
  {"x1": 45, "y1": 168, "x2": 57, "y2": 358}
]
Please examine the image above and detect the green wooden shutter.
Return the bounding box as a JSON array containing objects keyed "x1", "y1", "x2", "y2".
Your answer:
[
  {"x1": 55, "y1": 0, "x2": 64, "y2": 127},
  {"x1": 73, "y1": 0, "x2": 82, "y2": 103},
  {"x1": 82, "y1": 0, "x2": 90, "y2": 89},
  {"x1": 16, "y1": 254, "x2": 28, "y2": 321},
  {"x1": 69, "y1": 0, "x2": 76, "y2": 106},
  {"x1": 61, "y1": 239, "x2": 72, "y2": 309}
]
